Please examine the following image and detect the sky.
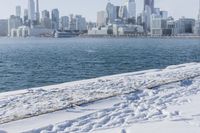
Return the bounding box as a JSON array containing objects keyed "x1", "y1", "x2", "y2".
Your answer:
[{"x1": 0, "y1": 0, "x2": 199, "y2": 22}]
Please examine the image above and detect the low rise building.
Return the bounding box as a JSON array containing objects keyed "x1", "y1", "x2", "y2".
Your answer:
[
  {"x1": 174, "y1": 18, "x2": 195, "y2": 35},
  {"x1": 150, "y1": 14, "x2": 168, "y2": 36},
  {"x1": 0, "y1": 19, "x2": 8, "y2": 36}
]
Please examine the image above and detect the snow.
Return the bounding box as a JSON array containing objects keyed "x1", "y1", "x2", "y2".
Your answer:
[{"x1": 1, "y1": 62, "x2": 200, "y2": 133}]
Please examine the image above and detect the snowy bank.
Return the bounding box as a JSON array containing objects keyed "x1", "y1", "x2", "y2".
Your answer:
[
  {"x1": 1, "y1": 63, "x2": 200, "y2": 133},
  {"x1": 1, "y1": 63, "x2": 200, "y2": 125}
]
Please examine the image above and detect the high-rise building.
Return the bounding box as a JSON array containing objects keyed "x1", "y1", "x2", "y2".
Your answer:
[
  {"x1": 143, "y1": 5, "x2": 151, "y2": 32},
  {"x1": 198, "y1": 0, "x2": 200, "y2": 20},
  {"x1": 106, "y1": 2, "x2": 116, "y2": 24},
  {"x1": 24, "y1": 9, "x2": 29, "y2": 26},
  {"x1": 16, "y1": 6, "x2": 21, "y2": 17},
  {"x1": 144, "y1": 0, "x2": 154, "y2": 13},
  {"x1": 69, "y1": 14, "x2": 76, "y2": 30},
  {"x1": 35, "y1": 0, "x2": 40, "y2": 24},
  {"x1": 160, "y1": 11, "x2": 168, "y2": 19},
  {"x1": 125, "y1": 0, "x2": 136, "y2": 19},
  {"x1": 8, "y1": 15, "x2": 22, "y2": 36},
  {"x1": 60, "y1": 16, "x2": 69, "y2": 30},
  {"x1": 151, "y1": 14, "x2": 167, "y2": 36},
  {"x1": 51, "y1": 9, "x2": 59, "y2": 30},
  {"x1": 0, "y1": 19, "x2": 8, "y2": 36},
  {"x1": 194, "y1": 0, "x2": 200, "y2": 35},
  {"x1": 119, "y1": 6, "x2": 128, "y2": 20},
  {"x1": 75, "y1": 15, "x2": 87, "y2": 31},
  {"x1": 97, "y1": 11, "x2": 106, "y2": 27},
  {"x1": 41, "y1": 10, "x2": 51, "y2": 29},
  {"x1": 28, "y1": 0, "x2": 35, "y2": 22},
  {"x1": 42, "y1": 10, "x2": 50, "y2": 19}
]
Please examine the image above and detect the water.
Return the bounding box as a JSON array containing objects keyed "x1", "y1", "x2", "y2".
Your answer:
[{"x1": 0, "y1": 37, "x2": 200, "y2": 92}]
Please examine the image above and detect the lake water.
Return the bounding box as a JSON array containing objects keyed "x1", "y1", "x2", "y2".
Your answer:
[{"x1": 0, "y1": 37, "x2": 200, "y2": 92}]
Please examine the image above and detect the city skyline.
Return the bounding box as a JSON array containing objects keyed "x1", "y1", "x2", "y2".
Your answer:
[{"x1": 0, "y1": 0, "x2": 199, "y2": 21}]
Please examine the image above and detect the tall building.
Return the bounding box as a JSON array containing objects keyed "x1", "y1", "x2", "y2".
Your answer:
[
  {"x1": 97, "y1": 11, "x2": 106, "y2": 27},
  {"x1": 125, "y1": 0, "x2": 136, "y2": 19},
  {"x1": 160, "y1": 11, "x2": 168, "y2": 19},
  {"x1": 119, "y1": 6, "x2": 128, "y2": 20},
  {"x1": 106, "y1": 2, "x2": 116, "y2": 24},
  {"x1": 51, "y1": 9, "x2": 59, "y2": 30},
  {"x1": 143, "y1": 5, "x2": 151, "y2": 32},
  {"x1": 75, "y1": 15, "x2": 87, "y2": 31},
  {"x1": 41, "y1": 10, "x2": 51, "y2": 29},
  {"x1": 42, "y1": 10, "x2": 50, "y2": 19},
  {"x1": 28, "y1": 0, "x2": 35, "y2": 22},
  {"x1": 16, "y1": 6, "x2": 21, "y2": 17},
  {"x1": 69, "y1": 14, "x2": 76, "y2": 30},
  {"x1": 35, "y1": 0, "x2": 40, "y2": 24},
  {"x1": 194, "y1": 0, "x2": 200, "y2": 35},
  {"x1": 60, "y1": 16, "x2": 69, "y2": 30},
  {"x1": 151, "y1": 14, "x2": 167, "y2": 36},
  {"x1": 144, "y1": 0, "x2": 154, "y2": 13},
  {"x1": 0, "y1": 19, "x2": 8, "y2": 36},
  {"x1": 8, "y1": 15, "x2": 22, "y2": 36},
  {"x1": 24, "y1": 9, "x2": 29, "y2": 26},
  {"x1": 198, "y1": 0, "x2": 200, "y2": 20}
]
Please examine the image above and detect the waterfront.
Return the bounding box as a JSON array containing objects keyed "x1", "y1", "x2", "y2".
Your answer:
[{"x1": 0, "y1": 37, "x2": 200, "y2": 92}]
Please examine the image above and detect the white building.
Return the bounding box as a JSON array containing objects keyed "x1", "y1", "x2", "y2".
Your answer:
[
  {"x1": 125, "y1": 0, "x2": 136, "y2": 19},
  {"x1": 160, "y1": 11, "x2": 168, "y2": 19},
  {"x1": 29, "y1": 26, "x2": 53, "y2": 37},
  {"x1": 118, "y1": 25, "x2": 144, "y2": 35},
  {"x1": 97, "y1": 11, "x2": 106, "y2": 27},
  {"x1": 28, "y1": 0, "x2": 35, "y2": 22},
  {"x1": 88, "y1": 26, "x2": 113, "y2": 35},
  {"x1": 16, "y1": 6, "x2": 21, "y2": 17},
  {"x1": 151, "y1": 15, "x2": 162, "y2": 36},
  {"x1": 16, "y1": 26, "x2": 30, "y2": 37},
  {"x1": 0, "y1": 19, "x2": 8, "y2": 36},
  {"x1": 8, "y1": 15, "x2": 22, "y2": 36},
  {"x1": 119, "y1": 6, "x2": 128, "y2": 20}
]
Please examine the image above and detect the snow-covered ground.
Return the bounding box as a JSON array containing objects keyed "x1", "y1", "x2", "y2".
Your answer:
[{"x1": 1, "y1": 63, "x2": 200, "y2": 133}]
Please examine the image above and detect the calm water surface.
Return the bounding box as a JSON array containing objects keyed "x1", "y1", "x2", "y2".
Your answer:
[{"x1": 0, "y1": 37, "x2": 200, "y2": 92}]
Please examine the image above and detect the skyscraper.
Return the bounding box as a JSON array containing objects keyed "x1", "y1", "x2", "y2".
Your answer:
[
  {"x1": 28, "y1": 0, "x2": 35, "y2": 22},
  {"x1": 41, "y1": 10, "x2": 51, "y2": 29},
  {"x1": 24, "y1": 9, "x2": 29, "y2": 26},
  {"x1": 198, "y1": 0, "x2": 200, "y2": 20},
  {"x1": 35, "y1": 0, "x2": 40, "y2": 24},
  {"x1": 51, "y1": 9, "x2": 59, "y2": 29},
  {"x1": 97, "y1": 11, "x2": 106, "y2": 27},
  {"x1": 144, "y1": 0, "x2": 154, "y2": 13},
  {"x1": 106, "y1": 2, "x2": 116, "y2": 24},
  {"x1": 125, "y1": 0, "x2": 136, "y2": 19},
  {"x1": 16, "y1": 6, "x2": 21, "y2": 17},
  {"x1": 60, "y1": 16, "x2": 69, "y2": 30}
]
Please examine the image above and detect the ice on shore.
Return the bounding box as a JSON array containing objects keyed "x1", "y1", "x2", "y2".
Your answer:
[{"x1": 1, "y1": 63, "x2": 200, "y2": 133}]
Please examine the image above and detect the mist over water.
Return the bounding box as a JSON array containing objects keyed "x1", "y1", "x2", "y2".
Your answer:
[{"x1": 0, "y1": 37, "x2": 200, "y2": 92}]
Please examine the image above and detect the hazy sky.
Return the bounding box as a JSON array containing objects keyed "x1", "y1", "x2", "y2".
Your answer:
[{"x1": 0, "y1": 0, "x2": 199, "y2": 21}]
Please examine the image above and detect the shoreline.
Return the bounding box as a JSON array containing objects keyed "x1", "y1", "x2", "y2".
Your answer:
[
  {"x1": 0, "y1": 62, "x2": 200, "y2": 124},
  {"x1": 0, "y1": 35, "x2": 200, "y2": 39}
]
